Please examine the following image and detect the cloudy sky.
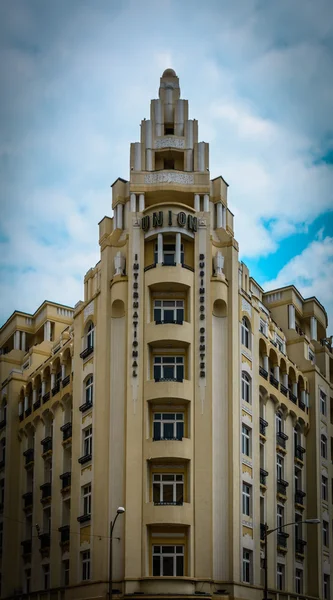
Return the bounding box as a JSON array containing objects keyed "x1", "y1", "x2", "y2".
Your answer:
[{"x1": 0, "y1": 0, "x2": 332, "y2": 328}]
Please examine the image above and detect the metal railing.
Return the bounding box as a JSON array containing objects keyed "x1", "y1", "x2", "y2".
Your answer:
[
  {"x1": 80, "y1": 345, "x2": 94, "y2": 359},
  {"x1": 259, "y1": 366, "x2": 268, "y2": 380}
]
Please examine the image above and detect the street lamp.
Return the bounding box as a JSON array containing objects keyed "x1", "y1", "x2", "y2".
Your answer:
[
  {"x1": 263, "y1": 518, "x2": 320, "y2": 600},
  {"x1": 109, "y1": 507, "x2": 125, "y2": 600}
]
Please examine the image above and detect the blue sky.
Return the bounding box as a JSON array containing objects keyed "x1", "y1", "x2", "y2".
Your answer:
[{"x1": 0, "y1": 0, "x2": 332, "y2": 327}]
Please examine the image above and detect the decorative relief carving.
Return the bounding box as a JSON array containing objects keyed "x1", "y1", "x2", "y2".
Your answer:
[
  {"x1": 84, "y1": 302, "x2": 94, "y2": 321},
  {"x1": 144, "y1": 172, "x2": 194, "y2": 185},
  {"x1": 155, "y1": 137, "x2": 185, "y2": 149},
  {"x1": 242, "y1": 297, "x2": 252, "y2": 316}
]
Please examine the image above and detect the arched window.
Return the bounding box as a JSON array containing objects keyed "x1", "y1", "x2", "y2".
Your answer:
[
  {"x1": 85, "y1": 376, "x2": 93, "y2": 405},
  {"x1": 241, "y1": 317, "x2": 251, "y2": 349},
  {"x1": 242, "y1": 372, "x2": 251, "y2": 404},
  {"x1": 86, "y1": 322, "x2": 94, "y2": 350}
]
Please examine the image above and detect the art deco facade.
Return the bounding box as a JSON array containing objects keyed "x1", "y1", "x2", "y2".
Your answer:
[{"x1": 0, "y1": 69, "x2": 332, "y2": 600}]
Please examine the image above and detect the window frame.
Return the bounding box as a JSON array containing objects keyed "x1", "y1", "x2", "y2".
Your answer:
[
  {"x1": 277, "y1": 563, "x2": 285, "y2": 591},
  {"x1": 324, "y1": 574, "x2": 330, "y2": 600},
  {"x1": 323, "y1": 520, "x2": 329, "y2": 547},
  {"x1": 82, "y1": 549, "x2": 91, "y2": 581},
  {"x1": 153, "y1": 355, "x2": 184, "y2": 382},
  {"x1": 152, "y1": 473, "x2": 184, "y2": 505},
  {"x1": 241, "y1": 372, "x2": 251, "y2": 404},
  {"x1": 322, "y1": 475, "x2": 328, "y2": 501},
  {"x1": 82, "y1": 484, "x2": 92, "y2": 516},
  {"x1": 86, "y1": 322, "x2": 94, "y2": 349},
  {"x1": 296, "y1": 569, "x2": 303, "y2": 594},
  {"x1": 242, "y1": 549, "x2": 252, "y2": 583},
  {"x1": 242, "y1": 483, "x2": 251, "y2": 517},
  {"x1": 153, "y1": 299, "x2": 185, "y2": 324},
  {"x1": 241, "y1": 317, "x2": 251, "y2": 349},
  {"x1": 152, "y1": 544, "x2": 184, "y2": 576},
  {"x1": 43, "y1": 564, "x2": 50, "y2": 590},
  {"x1": 85, "y1": 376, "x2": 93, "y2": 405},
  {"x1": 153, "y1": 412, "x2": 184, "y2": 441},
  {"x1": 276, "y1": 453, "x2": 284, "y2": 481},
  {"x1": 277, "y1": 504, "x2": 284, "y2": 532},
  {"x1": 62, "y1": 559, "x2": 70, "y2": 587},
  {"x1": 241, "y1": 425, "x2": 251, "y2": 457},
  {"x1": 320, "y1": 390, "x2": 327, "y2": 416},
  {"x1": 321, "y1": 434, "x2": 327, "y2": 459},
  {"x1": 83, "y1": 426, "x2": 93, "y2": 457},
  {"x1": 154, "y1": 242, "x2": 184, "y2": 266}
]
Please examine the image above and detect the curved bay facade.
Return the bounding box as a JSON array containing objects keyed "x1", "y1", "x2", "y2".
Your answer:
[{"x1": 0, "y1": 69, "x2": 332, "y2": 600}]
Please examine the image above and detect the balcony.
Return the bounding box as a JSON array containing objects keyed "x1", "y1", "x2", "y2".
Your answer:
[
  {"x1": 295, "y1": 489, "x2": 306, "y2": 507},
  {"x1": 23, "y1": 448, "x2": 34, "y2": 467},
  {"x1": 259, "y1": 366, "x2": 268, "y2": 380},
  {"x1": 146, "y1": 320, "x2": 192, "y2": 346},
  {"x1": 78, "y1": 453, "x2": 92, "y2": 465},
  {"x1": 39, "y1": 532, "x2": 50, "y2": 552},
  {"x1": 145, "y1": 437, "x2": 191, "y2": 462},
  {"x1": 0, "y1": 417, "x2": 6, "y2": 430},
  {"x1": 62, "y1": 375, "x2": 70, "y2": 387},
  {"x1": 40, "y1": 482, "x2": 52, "y2": 502},
  {"x1": 280, "y1": 383, "x2": 288, "y2": 397},
  {"x1": 77, "y1": 513, "x2": 91, "y2": 523},
  {"x1": 295, "y1": 444, "x2": 305, "y2": 462},
  {"x1": 154, "y1": 500, "x2": 183, "y2": 506},
  {"x1": 145, "y1": 378, "x2": 192, "y2": 403},
  {"x1": 277, "y1": 479, "x2": 289, "y2": 496},
  {"x1": 21, "y1": 539, "x2": 32, "y2": 555},
  {"x1": 154, "y1": 375, "x2": 184, "y2": 383},
  {"x1": 22, "y1": 492, "x2": 33, "y2": 510},
  {"x1": 79, "y1": 401, "x2": 93, "y2": 413},
  {"x1": 276, "y1": 431, "x2": 288, "y2": 449},
  {"x1": 270, "y1": 374, "x2": 279, "y2": 389},
  {"x1": 298, "y1": 398, "x2": 306, "y2": 411},
  {"x1": 260, "y1": 468, "x2": 269, "y2": 486},
  {"x1": 143, "y1": 501, "x2": 192, "y2": 526},
  {"x1": 259, "y1": 417, "x2": 268, "y2": 437},
  {"x1": 60, "y1": 471, "x2": 71, "y2": 491},
  {"x1": 41, "y1": 436, "x2": 52, "y2": 455},
  {"x1": 277, "y1": 531, "x2": 289, "y2": 548},
  {"x1": 288, "y1": 390, "x2": 297, "y2": 404},
  {"x1": 52, "y1": 381, "x2": 60, "y2": 396},
  {"x1": 144, "y1": 262, "x2": 194, "y2": 291},
  {"x1": 42, "y1": 391, "x2": 50, "y2": 404},
  {"x1": 59, "y1": 524, "x2": 70, "y2": 546},
  {"x1": 60, "y1": 422, "x2": 72, "y2": 442},
  {"x1": 295, "y1": 538, "x2": 307, "y2": 555},
  {"x1": 80, "y1": 346, "x2": 94, "y2": 360}
]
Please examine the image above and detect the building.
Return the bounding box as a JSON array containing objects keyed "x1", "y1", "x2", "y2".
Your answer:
[{"x1": 0, "y1": 68, "x2": 332, "y2": 600}]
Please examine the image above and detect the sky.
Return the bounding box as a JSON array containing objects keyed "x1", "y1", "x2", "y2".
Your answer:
[{"x1": 0, "y1": 0, "x2": 332, "y2": 329}]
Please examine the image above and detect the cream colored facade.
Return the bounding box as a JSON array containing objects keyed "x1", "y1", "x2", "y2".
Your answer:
[{"x1": 0, "y1": 69, "x2": 332, "y2": 600}]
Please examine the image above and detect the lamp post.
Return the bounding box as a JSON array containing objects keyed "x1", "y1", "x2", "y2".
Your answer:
[
  {"x1": 263, "y1": 518, "x2": 320, "y2": 600},
  {"x1": 109, "y1": 507, "x2": 125, "y2": 600}
]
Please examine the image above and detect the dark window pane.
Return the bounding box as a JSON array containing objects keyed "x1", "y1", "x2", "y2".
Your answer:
[
  {"x1": 164, "y1": 413, "x2": 175, "y2": 420},
  {"x1": 176, "y1": 422, "x2": 184, "y2": 440},
  {"x1": 153, "y1": 484, "x2": 160, "y2": 503},
  {"x1": 176, "y1": 366, "x2": 184, "y2": 381},
  {"x1": 176, "y1": 483, "x2": 183, "y2": 503},
  {"x1": 176, "y1": 555, "x2": 184, "y2": 576},
  {"x1": 153, "y1": 556, "x2": 160, "y2": 576},
  {"x1": 164, "y1": 423, "x2": 174, "y2": 439},
  {"x1": 176, "y1": 309, "x2": 183, "y2": 323},
  {"x1": 154, "y1": 366, "x2": 161, "y2": 381},
  {"x1": 153, "y1": 423, "x2": 161, "y2": 440},
  {"x1": 154, "y1": 308, "x2": 161, "y2": 322},
  {"x1": 164, "y1": 366, "x2": 174, "y2": 379},
  {"x1": 164, "y1": 310, "x2": 174, "y2": 323},
  {"x1": 163, "y1": 485, "x2": 174, "y2": 502},
  {"x1": 163, "y1": 556, "x2": 174, "y2": 576}
]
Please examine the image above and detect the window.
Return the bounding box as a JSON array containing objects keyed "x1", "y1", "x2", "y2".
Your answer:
[
  {"x1": 153, "y1": 473, "x2": 184, "y2": 505},
  {"x1": 85, "y1": 376, "x2": 93, "y2": 405},
  {"x1": 152, "y1": 544, "x2": 184, "y2": 576},
  {"x1": 259, "y1": 319, "x2": 266, "y2": 336},
  {"x1": 82, "y1": 484, "x2": 91, "y2": 516},
  {"x1": 154, "y1": 243, "x2": 184, "y2": 266},
  {"x1": 241, "y1": 372, "x2": 251, "y2": 404},
  {"x1": 277, "y1": 563, "x2": 285, "y2": 591},
  {"x1": 321, "y1": 390, "x2": 327, "y2": 416},
  {"x1": 164, "y1": 158, "x2": 175, "y2": 170},
  {"x1": 154, "y1": 300, "x2": 184, "y2": 324},
  {"x1": 83, "y1": 427, "x2": 92, "y2": 457},
  {"x1": 321, "y1": 434, "x2": 327, "y2": 459},
  {"x1": 296, "y1": 569, "x2": 303, "y2": 594},
  {"x1": 276, "y1": 336, "x2": 284, "y2": 353},
  {"x1": 277, "y1": 505, "x2": 284, "y2": 532},
  {"x1": 242, "y1": 549, "x2": 252, "y2": 583},
  {"x1": 43, "y1": 564, "x2": 50, "y2": 590},
  {"x1": 62, "y1": 559, "x2": 70, "y2": 586},
  {"x1": 25, "y1": 568, "x2": 31, "y2": 594},
  {"x1": 87, "y1": 322, "x2": 94, "y2": 349},
  {"x1": 241, "y1": 317, "x2": 251, "y2": 349},
  {"x1": 164, "y1": 125, "x2": 174, "y2": 135},
  {"x1": 323, "y1": 520, "x2": 329, "y2": 547},
  {"x1": 242, "y1": 483, "x2": 251, "y2": 516},
  {"x1": 153, "y1": 412, "x2": 184, "y2": 441},
  {"x1": 82, "y1": 550, "x2": 91, "y2": 581},
  {"x1": 309, "y1": 348, "x2": 315, "y2": 363},
  {"x1": 295, "y1": 513, "x2": 302, "y2": 541},
  {"x1": 242, "y1": 425, "x2": 251, "y2": 456},
  {"x1": 1, "y1": 438, "x2": 6, "y2": 463},
  {"x1": 295, "y1": 467, "x2": 302, "y2": 491},
  {"x1": 324, "y1": 574, "x2": 330, "y2": 600},
  {"x1": 322, "y1": 475, "x2": 328, "y2": 501},
  {"x1": 276, "y1": 411, "x2": 283, "y2": 433},
  {"x1": 154, "y1": 356, "x2": 184, "y2": 382},
  {"x1": 277, "y1": 454, "x2": 284, "y2": 480},
  {"x1": 0, "y1": 479, "x2": 4, "y2": 506}
]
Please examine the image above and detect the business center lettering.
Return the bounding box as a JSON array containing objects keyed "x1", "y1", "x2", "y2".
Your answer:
[{"x1": 141, "y1": 211, "x2": 197, "y2": 233}]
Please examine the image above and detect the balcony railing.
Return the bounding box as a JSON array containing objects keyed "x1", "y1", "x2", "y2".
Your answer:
[
  {"x1": 77, "y1": 513, "x2": 91, "y2": 523},
  {"x1": 276, "y1": 431, "x2": 288, "y2": 449},
  {"x1": 59, "y1": 525, "x2": 70, "y2": 545},
  {"x1": 60, "y1": 422, "x2": 72, "y2": 442},
  {"x1": 22, "y1": 492, "x2": 33, "y2": 509},
  {"x1": 60, "y1": 472, "x2": 71, "y2": 490},
  {"x1": 52, "y1": 381, "x2": 60, "y2": 396},
  {"x1": 259, "y1": 366, "x2": 268, "y2": 380},
  {"x1": 80, "y1": 346, "x2": 94, "y2": 359},
  {"x1": 41, "y1": 436, "x2": 52, "y2": 454},
  {"x1": 21, "y1": 539, "x2": 32, "y2": 555},
  {"x1": 79, "y1": 401, "x2": 93, "y2": 413},
  {"x1": 62, "y1": 375, "x2": 70, "y2": 387},
  {"x1": 78, "y1": 453, "x2": 92, "y2": 465},
  {"x1": 295, "y1": 444, "x2": 305, "y2": 461},
  {"x1": 260, "y1": 468, "x2": 269, "y2": 486},
  {"x1": 42, "y1": 391, "x2": 50, "y2": 404},
  {"x1": 295, "y1": 324, "x2": 305, "y2": 336},
  {"x1": 153, "y1": 436, "x2": 183, "y2": 442},
  {"x1": 295, "y1": 490, "x2": 306, "y2": 506},
  {"x1": 270, "y1": 374, "x2": 279, "y2": 389},
  {"x1": 40, "y1": 482, "x2": 52, "y2": 501},
  {"x1": 295, "y1": 538, "x2": 307, "y2": 555},
  {"x1": 154, "y1": 501, "x2": 184, "y2": 506},
  {"x1": 33, "y1": 399, "x2": 41, "y2": 410},
  {"x1": 280, "y1": 383, "x2": 288, "y2": 397},
  {"x1": 288, "y1": 390, "x2": 297, "y2": 404},
  {"x1": 298, "y1": 398, "x2": 306, "y2": 411},
  {"x1": 25, "y1": 407, "x2": 32, "y2": 417},
  {"x1": 39, "y1": 532, "x2": 50, "y2": 551},
  {"x1": 155, "y1": 318, "x2": 184, "y2": 325},
  {"x1": 259, "y1": 417, "x2": 268, "y2": 436},
  {"x1": 277, "y1": 479, "x2": 289, "y2": 496},
  {"x1": 277, "y1": 531, "x2": 289, "y2": 548},
  {"x1": 144, "y1": 262, "x2": 194, "y2": 272},
  {"x1": 23, "y1": 448, "x2": 34, "y2": 467},
  {"x1": 154, "y1": 376, "x2": 184, "y2": 383},
  {"x1": 144, "y1": 263, "x2": 156, "y2": 272}
]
